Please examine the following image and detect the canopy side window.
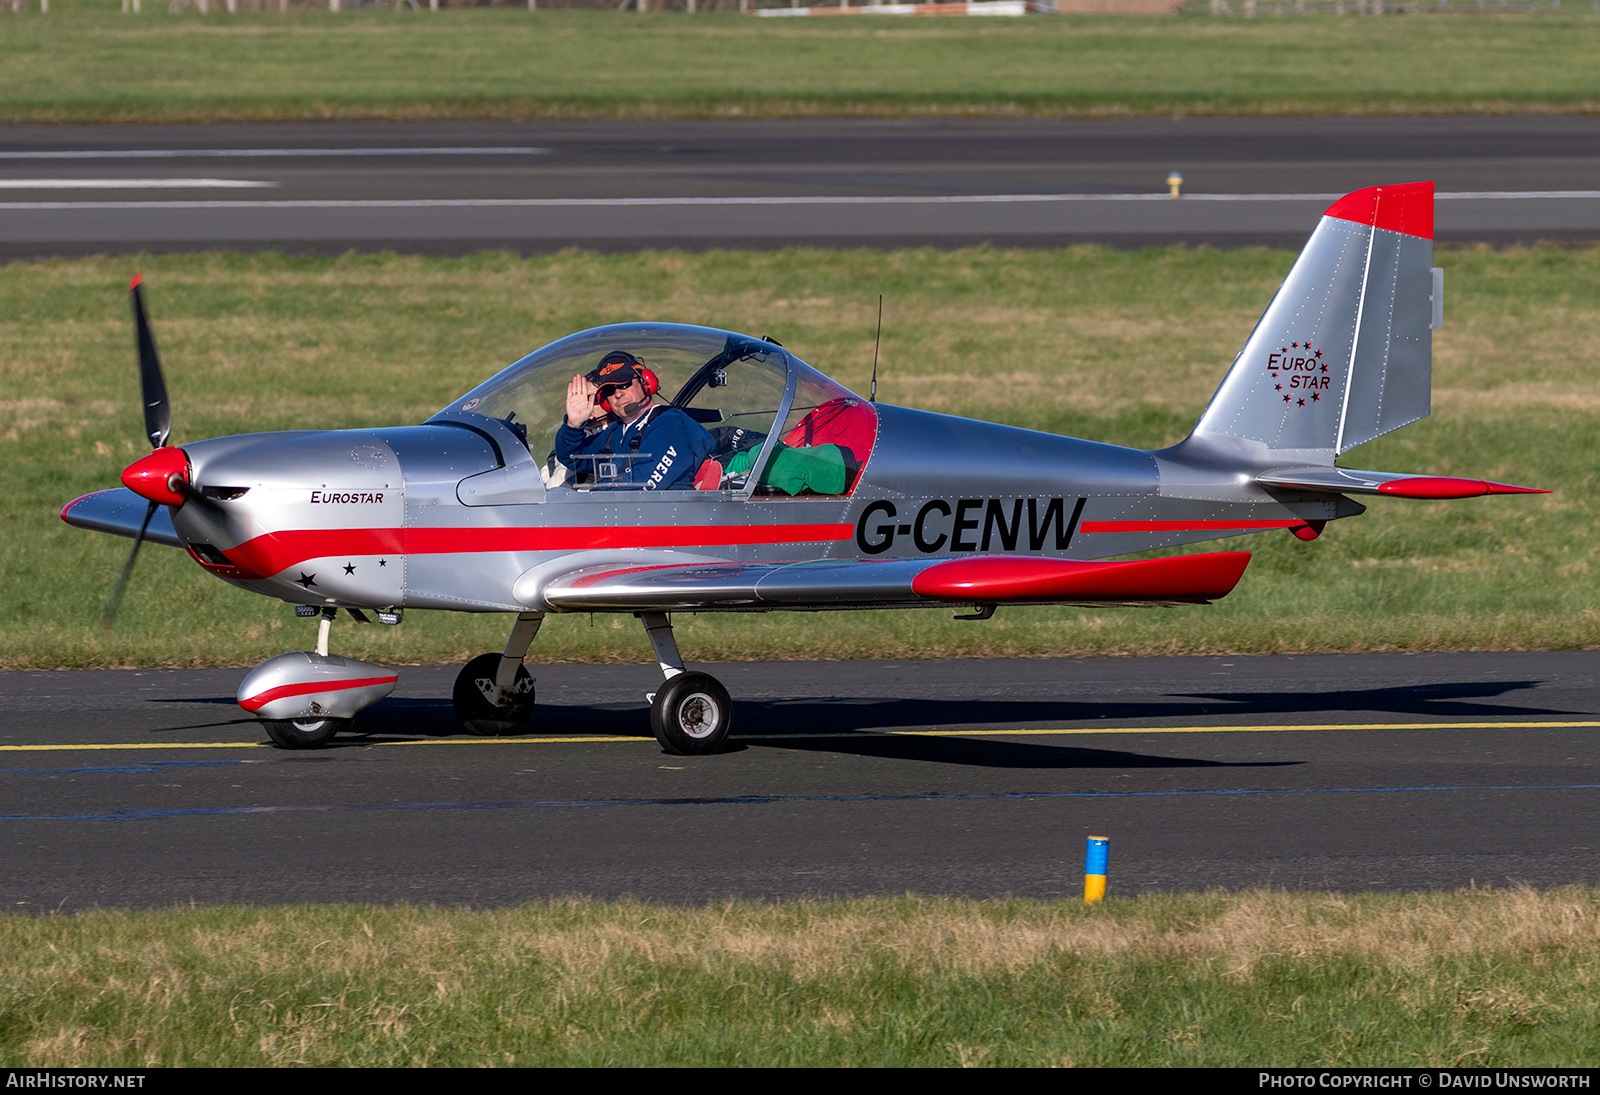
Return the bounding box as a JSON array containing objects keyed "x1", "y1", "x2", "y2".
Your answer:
[{"x1": 741, "y1": 368, "x2": 877, "y2": 498}]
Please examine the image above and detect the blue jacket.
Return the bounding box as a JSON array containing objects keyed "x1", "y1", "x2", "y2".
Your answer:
[{"x1": 554, "y1": 406, "x2": 716, "y2": 491}]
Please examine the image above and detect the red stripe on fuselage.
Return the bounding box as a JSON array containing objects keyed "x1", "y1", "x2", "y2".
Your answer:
[
  {"x1": 222, "y1": 523, "x2": 855, "y2": 580},
  {"x1": 1080, "y1": 519, "x2": 1305, "y2": 534}
]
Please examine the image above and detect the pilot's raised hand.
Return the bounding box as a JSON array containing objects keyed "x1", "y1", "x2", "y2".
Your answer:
[{"x1": 566, "y1": 374, "x2": 599, "y2": 427}]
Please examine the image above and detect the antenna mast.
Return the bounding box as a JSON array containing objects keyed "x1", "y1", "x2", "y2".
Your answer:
[{"x1": 869, "y1": 295, "x2": 882, "y2": 403}]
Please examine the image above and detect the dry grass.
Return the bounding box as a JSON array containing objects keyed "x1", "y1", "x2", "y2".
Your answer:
[{"x1": 4, "y1": 890, "x2": 1599, "y2": 1066}]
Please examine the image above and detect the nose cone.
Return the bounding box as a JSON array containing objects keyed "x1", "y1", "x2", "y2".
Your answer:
[{"x1": 121, "y1": 446, "x2": 188, "y2": 506}]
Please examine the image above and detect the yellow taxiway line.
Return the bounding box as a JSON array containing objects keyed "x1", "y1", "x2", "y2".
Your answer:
[{"x1": 2, "y1": 720, "x2": 1598, "y2": 753}]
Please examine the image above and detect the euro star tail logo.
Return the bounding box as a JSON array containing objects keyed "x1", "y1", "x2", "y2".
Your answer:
[{"x1": 1267, "y1": 339, "x2": 1330, "y2": 406}]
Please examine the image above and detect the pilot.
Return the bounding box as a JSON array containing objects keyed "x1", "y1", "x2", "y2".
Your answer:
[{"x1": 555, "y1": 351, "x2": 715, "y2": 491}]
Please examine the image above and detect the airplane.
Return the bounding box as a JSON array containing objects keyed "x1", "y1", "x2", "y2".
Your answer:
[{"x1": 61, "y1": 181, "x2": 1546, "y2": 755}]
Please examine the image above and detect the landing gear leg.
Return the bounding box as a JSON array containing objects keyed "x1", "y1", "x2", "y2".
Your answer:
[
  {"x1": 639, "y1": 611, "x2": 732, "y2": 755},
  {"x1": 453, "y1": 612, "x2": 542, "y2": 735}
]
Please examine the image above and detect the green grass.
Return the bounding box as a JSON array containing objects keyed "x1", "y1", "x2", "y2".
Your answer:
[
  {"x1": 2, "y1": 7, "x2": 1599, "y2": 122},
  {"x1": 2, "y1": 245, "x2": 1594, "y2": 668},
  {"x1": 5, "y1": 889, "x2": 1600, "y2": 1066}
]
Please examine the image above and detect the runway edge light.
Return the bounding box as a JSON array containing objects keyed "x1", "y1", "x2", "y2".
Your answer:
[{"x1": 1084, "y1": 835, "x2": 1109, "y2": 904}]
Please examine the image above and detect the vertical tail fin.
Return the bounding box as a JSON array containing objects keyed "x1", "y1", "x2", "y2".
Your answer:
[{"x1": 1190, "y1": 182, "x2": 1437, "y2": 462}]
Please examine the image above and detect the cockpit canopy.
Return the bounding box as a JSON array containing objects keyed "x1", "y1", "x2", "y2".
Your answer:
[{"x1": 432, "y1": 323, "x2": 877, "y2": 496}]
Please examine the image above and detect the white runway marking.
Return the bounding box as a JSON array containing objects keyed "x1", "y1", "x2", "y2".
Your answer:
[
  {"x1": 0, "y1": 147, "x2": 553, "y2": 159},
  {"x1": 0, "y1": 178, "x2": 276, "y2": 190},
  {"x1": 0, "y1": 190, "x2": 1593, "y2": 211}
]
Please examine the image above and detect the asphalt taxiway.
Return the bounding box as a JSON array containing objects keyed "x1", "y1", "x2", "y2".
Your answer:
[
  {"x1": 4, "y1": 651, "x2": 1599, "y2": 910},
  {"x1": 2, "y1": 116, "x2": 1599, "y2": 256}
]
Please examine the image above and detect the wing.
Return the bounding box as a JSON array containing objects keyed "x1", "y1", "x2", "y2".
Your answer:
[
  {"x1": 517, "y1": 551, "x2": 1252, "y2": 613},
  {"x1": 1258, "y1": 467, "x2": 1547, "y2": 499},
  {"x1": 60, "y1": 489, "x2": 182, "y2": 547}
]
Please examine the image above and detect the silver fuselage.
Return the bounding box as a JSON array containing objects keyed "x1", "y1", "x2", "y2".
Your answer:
[{"x1": 170, "y1": 403, "x2": 1355, "y2": 614}]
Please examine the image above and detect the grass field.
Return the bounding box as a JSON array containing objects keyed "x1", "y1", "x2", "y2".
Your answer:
[
  {"x1": 2, "y1": 244, "x2": 1595, "y2": 669},
  {"x1": 5, "y1": 889, "x2": 1599, "y2": 1066},
  {"x1": 2, "y1": 7, "x2": 1599, "y2": 122}
]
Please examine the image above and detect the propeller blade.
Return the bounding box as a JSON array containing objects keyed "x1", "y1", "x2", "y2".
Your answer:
[
  {"x1": 101, "y1": 499, "x2": 160, "y2": 630},
  {"x1": 130, "y1": 273, "x2": 170, "y2": 450}
]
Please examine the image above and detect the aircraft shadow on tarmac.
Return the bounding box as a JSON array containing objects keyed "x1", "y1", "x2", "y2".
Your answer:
[
  {"x1": 326, "y1": 698, "x2": 1295, "y2": 769},
  {"x1": 150, "y1": 678, "x2": 1566, "y2": 768},
  {"x1": 1170, "y1": 680, "x2": 1559, "y2": 718}
]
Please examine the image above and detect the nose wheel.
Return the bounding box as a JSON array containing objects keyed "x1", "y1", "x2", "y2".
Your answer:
[{"x1": 262, "y1": 716, "x2": 349, "y2": 750}]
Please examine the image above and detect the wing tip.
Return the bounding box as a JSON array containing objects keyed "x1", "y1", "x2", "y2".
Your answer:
[{"x1": 60, "y1": 491, "x2": 103, "y2": 523}]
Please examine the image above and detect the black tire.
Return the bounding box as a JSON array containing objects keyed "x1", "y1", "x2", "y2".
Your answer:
[
  {"x1": 262, "y1": 716, "x2": 348, "y2": 750},
  {"x1": 650, "y1": 672, "x2": 733, "y2": 755},
  {"x1": 452, "y1": 652, "x2": 536, "y2": 735}
]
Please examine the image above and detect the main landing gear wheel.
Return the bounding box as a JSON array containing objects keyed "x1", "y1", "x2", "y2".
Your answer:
[
  {"x1": 650, "y1": 672, "x2": 732, "y2": 756},
  {"x1": 262, "y1": 716, "x2": 349, "y2": 750},
  {"x1": 453, "y1": 652, "x2": 536, "y2": 735}
]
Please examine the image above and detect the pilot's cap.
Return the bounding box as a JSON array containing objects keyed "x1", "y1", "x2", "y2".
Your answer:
[{"x1": 588, "y1": 351, "x2": 645, "y2": 388}]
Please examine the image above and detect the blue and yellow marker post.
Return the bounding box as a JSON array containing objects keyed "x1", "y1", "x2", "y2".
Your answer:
[{"x1": 1084, "y1": 836, "x2": 1109, "y2": 903}]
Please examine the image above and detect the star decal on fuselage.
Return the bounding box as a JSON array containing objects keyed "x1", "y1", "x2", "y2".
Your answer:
[
  {"x1": 295, "y1": 572, "x2": 317, "y2": 589},
  {"x1": 343, "y1": 563, "x2": 356, "y2": 575}
]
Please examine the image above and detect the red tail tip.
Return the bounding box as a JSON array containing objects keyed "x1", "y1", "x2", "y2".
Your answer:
[
  {"x1": 1324, "y1": 182, "x2": 1434, "y2": 241},
  {"x1": 129, "y1": 272, "x2": 143, "y2": 291}
]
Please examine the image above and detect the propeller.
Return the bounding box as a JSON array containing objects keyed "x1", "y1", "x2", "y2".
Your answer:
[
  {"x1": 102, "y1": 274, "x2": 176, "y2": 629},
  {"x1": 101, "y1": 496, "x2": 160, "y2": 630}
]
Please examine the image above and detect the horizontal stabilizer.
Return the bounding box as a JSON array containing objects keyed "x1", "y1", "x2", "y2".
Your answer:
[
  {"x1": 527, "y1": 551, "x2": 1252, "y2": 612},
  {"x1": 1258, "y1": 467, "x2": 1548, "y2": 499},
  {"x1": 60, "y1": 489, "x2": 182, "y2": 547}
]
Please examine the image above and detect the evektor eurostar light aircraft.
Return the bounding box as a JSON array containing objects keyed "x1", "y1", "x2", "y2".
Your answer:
[{"x1": 62, "y1": 181, "x2": 1545, "y2": 754}]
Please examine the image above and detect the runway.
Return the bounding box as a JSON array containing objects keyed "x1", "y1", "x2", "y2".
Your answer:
[
  {"x1": 4, "y1": 651, "x2": 1599, "y2": 910},
  {"x1": 2, "y1": 116, "x2": 1599, "y2": 256}
]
